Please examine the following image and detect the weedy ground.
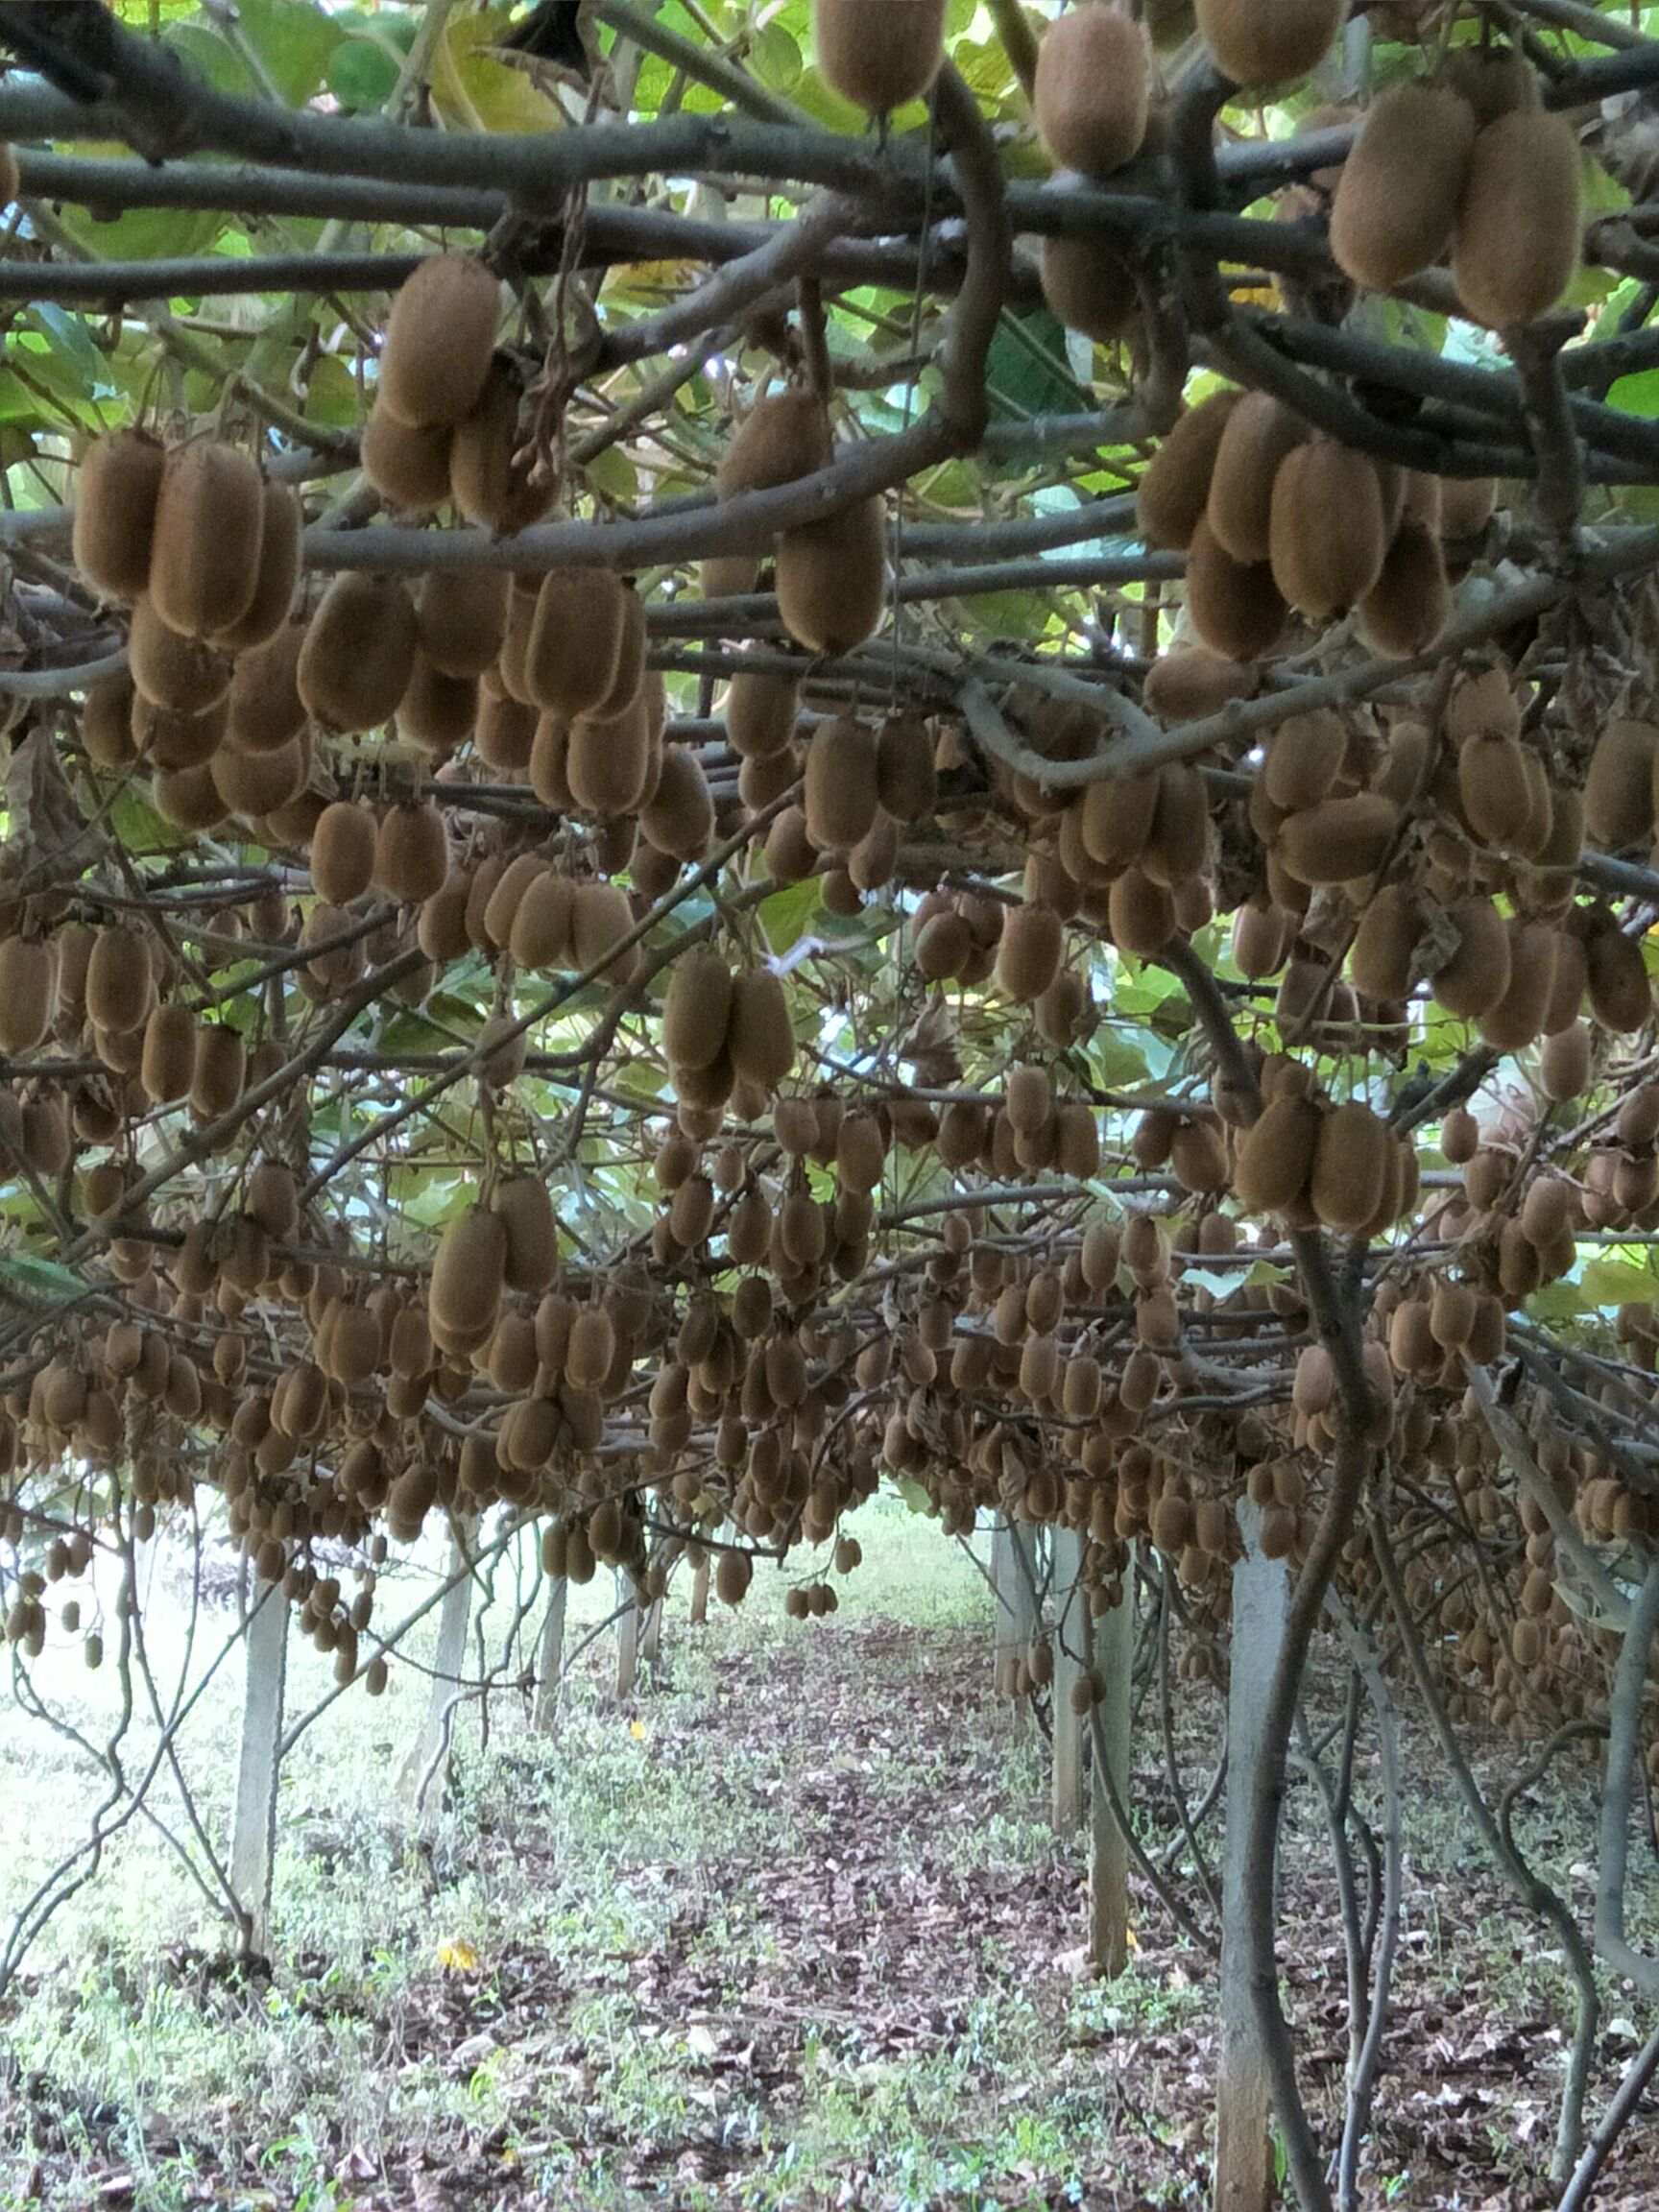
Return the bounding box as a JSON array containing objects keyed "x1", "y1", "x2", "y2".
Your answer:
[{"x1": 0, "y1": 1503, "x2": 1654, "y2": 2211}]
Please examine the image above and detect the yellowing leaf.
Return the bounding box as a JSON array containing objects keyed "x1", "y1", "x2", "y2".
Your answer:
[
  {"x1": 628, "y1": 1719, "x2": 647, "y2": 1740},
  {"x1": 438, "y1": 1936, "x2": 480, "y2": 1973},
  {"x1": 432, "y1": 12, "x2": 564, "y2": 136}
]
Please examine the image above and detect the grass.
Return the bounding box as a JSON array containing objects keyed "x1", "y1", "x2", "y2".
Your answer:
[{"x1": 0, "y1": 1500, "x2": 1654, "y2": 2211}]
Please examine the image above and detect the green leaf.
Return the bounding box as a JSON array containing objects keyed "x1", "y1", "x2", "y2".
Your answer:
[
  {"x1": 1607, "y1": 368, "x2": 1659, "y2": 421},
  {"x1": 1577, "y1": 1256, "x2": 1658, "y2": 1310},
  {"x1": 236, "y1": 0, "x2": 347, "y2": 107},
  {"x1": 327, "y1": 34, "x2": 404, "y2": 111},
  {"x1": 759, "y1": 875, "x2": 824, "y2": 954}
]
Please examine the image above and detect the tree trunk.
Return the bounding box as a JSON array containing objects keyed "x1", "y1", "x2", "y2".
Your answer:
[
  {"x1": 992, "y1": 1518, "x2": 1038, "y2": 1718},
  {"x1": 229, "y1": 1579, "x2": 288, "y2": 1959},
  {"x1": 1215, "y1": 1500, "x2": 1290, "y2": 2212},
  {"x1": 640, "y1": 1595, "x2": 663, "y2": 1670},
  {"x1": 689, "y1": 1556, "x2": 709, "y2": 1626},
  {"x1": 533, "y1": 1573, "x2": 566, "y2": 1735},
  {"x1": 1088, "y1": 1559, "x2": 1134, "y2": 1978},
  {"x1": 398, "y1": 1522, "x2": 476, "y2": 1816},
  {"x1": 1051, "y1": 1526, "x2": 1088, "y2": 1838}
]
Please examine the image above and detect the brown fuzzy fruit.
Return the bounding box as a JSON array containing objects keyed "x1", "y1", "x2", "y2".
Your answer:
[
  {"x1": 1139, "y1": 391, "x2": 1240, "y2": 551},
  {"x1": 298, "y1": 575, "x2": 420, "y2": 734},
  {"x1": 804, "y1": 717, "x2": 880, "y2": 853},
  {"x1": 1269, "y1": 439, "x2": 1388, "y2": 617},
  {"x1": 525, "y1": 570, "x2": 628, "y2": 720},
  {"x1": 495, "y1": 1175, "x2": 558, "y2": 1296},
  {"x1": 718, "y1": 390, "x2": 831, "y2": 496},
  {"x1": 396, "y1": 653, "x2": 478, "y2": 756},
  {"x1": 140, "y1": 1000, "x2": 196, "y2": 1105},
  {"x1": 1454, "y1": 110, "x2": 1581, "y2": 329},
  {"x1": 639, "y1": 745, "x2": 714, "y2": 860},
  {"x1": 1432, "y1": 895, "x2": 1510, "y2": 1019},
  {"x1": 725, "y1": 669, "x2": 799, "y2": 758},
  {"x1": 1185, "y1": 520, "x2": 1286, "y2": 661},
  {"x1": 1310, "y1": 1102, "x2": 1390, "y2": 1234},
  {"x1": 727, "y1": 968, "x2": 795, "y2": 1089},
  {"x1": 1039, "y1": 234, "x2": 1139, "y2": 344},
  {"x1": 1330, "y1": 83, "x2": 1477, "y2": 291},
  {"x1": 1034, "y1": 5, "x2": 1150, "y2": 179},
  {"x1": 361, "y1": 403, "x2": 453, "y2": 510},
  {"x1": 1358, "y1": 522, "x2": 1450, "y2": 658},
  {"x1": 996, "y1": 902, "x2": 1065, "y2": 1001},
  {"x1": 373, "y1": 803, "x2": 448, "y2": 905},
  {"x1": 1235, "y1": 1094, "x2": 1319, "y2": 1213},
  {"x1": 812, "y1": 0, "x2": 947, "y2": 114},
  {"x1": 430, "y1": 1207, "x2": 508, "y2": 1347},
  {"x1": 567, "y1": 688, "x2": 656, "y2": 818},
  {"x1": 663, "y1": 949, "x2": 733, "y2": 1074},
  {"x1": 1207, "y1": 393, "x2": 1307, "y2": 565},
  {"x1": 1195, "y1": 0, "x2": 1342, "y2": 85},
  {"x1": 0, "y1": 937, "x2": 55, "y2": 1054},
  {"x1": 775, "y1": 494, "x2": 887, "y2": 656},
  {"x1": 190, "y1": 1022, "x2": 245, "y2": 1119},
  {"x1": 569, "y1": 880, "x2": 637, "y2": 980},
  {"x1": 211, "y1": 734, "x2": 307, "y2": 818},
  {"x1": 85, "y1": 928, "x2": 156, "y2": 1035},
  {"x1": 1585, "y1": 719, "x2": 1657, "y2": 850},
  {"x1": 448, "y1": 358, "x2": 555, "y2": 534},
  {"x1": 417, "y1": 568, "x2": 511, "y2": 680},
  {"x1": 147, "y1": 443, "x2": 265, "y2": 640},
  {"x1": 129, "y1": 599, "x2": 232, "y2": 714},
  {"x1": 1276, "y1": 793, "x2": 1398, "y2": 885},
  {"x1": 228, "y1": 622, "x2": 306, "y2": 754},
  {"x1": 1263, "y1": 709, "x2": 1343, "y2": 812},
  {"x1": 73, "y1": 430, "x2": 165, "y2": 603},
  {"x1": 311, "y1": 802, "x2": 378, "y2": 907},
  {"x1": 509, "y1": 870, "x2": 575, "y2": 972},
  {"x1": 378, "y1": 254, "x2": 501, "y2": 430},
  {"x1": 216, "y1": 480, "x2": 301, "y2": 654}
]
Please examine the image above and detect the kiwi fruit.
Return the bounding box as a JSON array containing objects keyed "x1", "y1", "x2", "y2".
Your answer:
[
  {"x1": 216, "y1": 480, "x2": 301, "y2": 654},
  {"x1": 776, "y1": 495, "x2": 888, "y2": 657},
  {"x1": 73, "y1": 429, "x2": 165, "y2": 603},
  {"x1": 663, "y1": 949, "x2": 733, "y2": 1074},
  {"x1": 374, "y1": 803, "x2": 448, "y2": 905},
  {"x1": 1034, "y1": 5, "x2": 1150, "y2": 179},
  {"x1": 1440, "y1": 475, "x2": 1499, "y2": 541},
  {"x1": 476, "y1": 686, "x2": 538, "y2": 774},
  {"x1": 147, "y1": 442, "x2": 266, "y2": 641},
  {"x1": 298, "y1": 575, "x2": 420, "y2": 734},
  {"x1": 414, "y1": 567, "x2": 511, "y2": 682},
  {"x1": 311, "y1": 802, "x2": 378, "y2": 906},
  {"x1": 995, "y1": 902, "x2": 1065, "y2": 1001},
  {"x1": 211, "y1": 733, "x2": 307, "y2": 818},
  {"x1": 1458, "y1": 733, "x2": 1532, "y2": 852},
  {"x1": 1039, "y1": 234, "x2": 1140, "y2": 344},
  {"x1": 727, "y1": 967, "x2": 795, "y2": 1088},
  {"x1": 719, "y1": 389, "x2": 831, "y2": 495},
  {"x1": 1443, "y1": 44, "x2": 1539, "y2": 129},
  {"x1": 190, "y1": 1022, "x2": 246, "y2": 1119},
  {"x1": 509, "y1": 869, "x2": 575, "y2": 971},
  {"x1": 1329, "y1": 82, "x2": 1477, "y2": 292},
  {"x1": 1479, "y1": 920, "x2": 1556, "y2": 1051},
  {"x1": 639, "y1": 745, "x2": 714, "y2": 860},
  {"x1": 1454, "y1": 110, "x2": 1581, "y2": 329},
  {"x1": 1207, "y1": 393, "x2": 1307, "y2": 565},
  {"x1": 430, "y1": 1207, "x2": 508, "y2": 1348},
  {"x1": 1269, "y1": 439, "x2": 1388, "y2": 617},
  {"x1": 85, "y1": 928, "x2": 156, "y2": 1034},
  {"x1": 136, "y1": 691, "x2": 228, "y2": 772},
  {"x1": 803, "y1": 717, "x2": 880, "y2": 853},
  {"x1": 228, "y1": 621, "x2": 307, "y2": 754},
  {"x1": 569, "y1": 879, "x2": 638, "y2": 981},
  {"x1": 129, "y1": 599, "x2": 232, "y2": 714},
  {"x1": 1358, "y1": 522, "x2": 1450, "y2": 659},
  {"x1": 362, "y1": 403, "x2": 454, "y2": 511},
  {"x1": 1138, "y1": 390, "x2": 1239, "y2": 551},
  {"x1": 812, "y1": 0, "x2": 947, "y2": 114},
  {"x1": 1276, "y1": 792, "x2": 1398, "y2": 885},
  {"x1": 139, "y1": 1002, "x2": 193, "y2": 1106},
  {"x1": 449, "y1": 358, "x2": 556, "y2": 534},
  {"x1": 1586, "y1": 923, "x2": 1652, "y2": 1033},
  {"x1": 1585, "y1": 719, "x2": 1657, "y2": 849},
  {"x1": 378, "y1": 254, "x2": 501, "y2": 430},
  {"x1": 525, "y1": 570, "x2": 628, "y2": 720},
  {"x1": 725, "y1": 669, "x2": 799, "y2": 758},
  {"x1": 1540, "y1": 1022, "x2": 1591, "y2": 1103},
  {"x1": 84, "y1": 671, "x2": 140, "y2": 767},
  {"x1": 495, "y1": 1175, "x2": 557, "y2": 1295},
  {"x1": 1195, "y1": 0, "x2": 1343, "y2": 85},
  {"x1": 1263, "y1": 709, "x2": 1343, "y2": 811},
  {"x1": 1432, "y1": 894, "x2": 1511, "y2": 1018},
  {"x1": 1185, "y1": 519, "x2": 1287, "y2": 661},
  {"x1": 1235, "y1": 1094, "x2": 1319, "y2": 1213},
  {"x1": 396, "y1": 652, "x2": 478, "y2": 756},
  {"x1": 0, "y1": 937, "x2": 55, "y2": 1055},
  {"x1": 1310, "y1": 1102, "x2": 1391, "y2": 1234},
  {"x1": 1107, "y1": 867, "x2": 1175, "y2": 955}
]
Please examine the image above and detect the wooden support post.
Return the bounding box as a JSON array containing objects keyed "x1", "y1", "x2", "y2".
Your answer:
[
  {"x1": 1088, "y1": 1557, "x2": 1135, "y2": 1978},
  {"x1": 1214, "y1": 1501, "x2": 1290, "y2": 2212},
  {"x1": 689, "y1": 1555, "x2": 710, "y2": 1626},
  {"x1": 398, "y1": 1522, "x2": 476, "y2": 1815},
  {"x1": 991, "y1": 1519, "x2": 1039, "y2": 1713},
  {"x1": 533, "y1": 1573, "x2": 566, "y2": 1735},
  {"x1": 229, "y1": 1579, "x2": 288, "y2": 1958},
  {"x1": 614, "y1": 1573, "x2": 640, "y2": 1702},
  {"x1": 640, "y1": 1595, "x2": 663, "y2": 1670},
  {"x1": 1051, "y1": 1526, "x2": 1088, "y2": 1838}
]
